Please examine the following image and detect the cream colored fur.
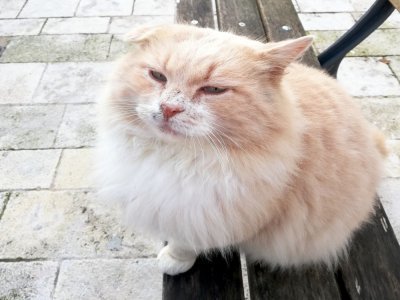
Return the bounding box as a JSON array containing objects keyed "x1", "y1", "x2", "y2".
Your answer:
[{"x1": 96, "y1": 24, "x2": 385, "y2": 275}]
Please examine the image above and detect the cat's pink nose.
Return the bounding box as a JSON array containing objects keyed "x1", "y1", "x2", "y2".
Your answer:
[{"x1": 160, "y1": 103, "x2": 185, "y2": 120}]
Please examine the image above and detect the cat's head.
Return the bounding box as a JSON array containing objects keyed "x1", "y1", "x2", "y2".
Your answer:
[{"x1": 110, "y1": 24, "x2": 312, "y2": 148}]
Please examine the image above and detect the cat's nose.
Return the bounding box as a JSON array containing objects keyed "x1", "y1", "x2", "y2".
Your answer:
[{"x1": 160, "y1": 103, "x2": 185, "y2": 120}]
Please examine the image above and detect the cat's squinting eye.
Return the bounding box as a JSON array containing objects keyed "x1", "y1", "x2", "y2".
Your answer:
[
  {"x1": 149, "y1": 70, "x2": 167, "y2": 83},
  {"x1": 201, "y1": 86, "x2": 227, "y2": 95}
]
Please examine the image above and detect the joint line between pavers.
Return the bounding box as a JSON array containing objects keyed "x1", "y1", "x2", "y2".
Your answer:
[
  {"x1": 39, "y1": 18, "x2": 49, "y2": 35},
  {"x1": 15, "y1": 0, "x2": 29, "y2": 18},
  {"x1": 106, "y1": 34, "x2": 114, "y2": 59},
  {"x1": 51, "y1": 261, "x2": 62, "y2": 299},
  {"x1": 31, "y1": 63, "x2": 48, "y2": 100},
  {"x1": 74, "y1": 0, "x2": 83, "y2": 17},
  {"x1": 0, "y1": 102, "x2": 97, "y2": 107},
  {"x1": 50, "y1": 149, "x2": 65, "y2": 189},
  {"x1": 386, "y1": 57, "x2": 400, "y2": 86},
  {"x1": 52, "y1": 104, "x2": 67, "y2": 148},
  {"x1": 0, "y1": 191, "x2": 12, "y2": 221},
  {"x1": 0, "y1": 187, "x2": 95, "y2": 193},
  {"x1": 0, "y1": 146, "x2": 94, "y2": 151},
  {"x1": 131, "y1": 0, "x2": 136, "y2": 15},
  {"x1": 106, "y1": 17, "x2": 113, "y2": 34}
]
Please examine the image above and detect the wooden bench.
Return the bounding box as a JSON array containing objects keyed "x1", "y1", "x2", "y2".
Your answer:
[{"x1": 163, "y1": 0, "x2": 400, "y2": 299}]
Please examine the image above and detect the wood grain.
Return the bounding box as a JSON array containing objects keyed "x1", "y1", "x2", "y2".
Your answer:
[
  {"x1": 162, "y1": 251, "x2": 245, "y2": 300},
  {"x1": 176, "y1": 0, "x2": 215, "y2": 29},
  {"x1": 247, "y1": 264, "x2": 341, "y2": 299},
  {"x1": 216, "y1": 0, "x2": 266, "y2": 38},
  {"x1": 257, "y1": 0, "x2": 319, "y2": 66}
]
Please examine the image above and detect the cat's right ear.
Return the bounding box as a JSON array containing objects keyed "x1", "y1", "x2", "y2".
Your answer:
[{"x1": 124, "y1": 25, "x2": 160, "y2": 47}]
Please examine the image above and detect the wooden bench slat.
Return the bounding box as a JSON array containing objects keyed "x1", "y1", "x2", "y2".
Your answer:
[
  {"x1": 216, "y1": 0, "x2": 265, "y2": 38},
  {"x1": 257, "y1": 0, "x2": 319, "y2": 66},
  {"x1": 247, "y1": 264, "x2": 341, "y2": 299},
  {"x1": 162, "y1": 252, "x2": 245, "y2": 300},
  {"x1": 338, "y1": 201, "x2": 400, "y2": 299},
  {"x1": 177, "y1": 0, "x2": 215, "y2": 28}
]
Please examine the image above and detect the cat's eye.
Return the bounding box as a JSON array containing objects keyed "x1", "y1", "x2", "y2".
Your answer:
[
  {"x1": 201, "y1": 86, "x2": 227, "y2": 95},
  {"x1": 149, "y1": 70, "x2": 167, "y2": 83}
]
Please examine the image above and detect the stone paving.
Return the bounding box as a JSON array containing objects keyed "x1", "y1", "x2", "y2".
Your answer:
[{"x1": 0, "y1": 0, "x2": 399, "y2": 299}]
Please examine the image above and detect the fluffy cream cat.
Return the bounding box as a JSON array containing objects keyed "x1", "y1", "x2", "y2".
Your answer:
[{"x1": 96, "y1": 24, "x2": 386, "y2": 275}]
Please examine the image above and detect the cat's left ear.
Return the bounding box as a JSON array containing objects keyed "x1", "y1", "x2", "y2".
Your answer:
[{"x1": 259, "y1": 36, "x2": 313, "y2": 79}]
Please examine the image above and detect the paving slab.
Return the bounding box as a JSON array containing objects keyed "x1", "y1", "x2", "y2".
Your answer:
[
  {"x1": 54, "y1": 259, "x2": 162, "y2": 300},
  {"x1": 133, "y1": 0, "x2": 176, "y2": 16},
  {"x1": 0, "y1": 261, "x2": 58, "y2": 300},
  {"x1": 299, "y1": 13, "x2": 355, "y2": 31},
  {"x1": 379, "y1": 178, "x2": 400, "y2": 241},
  {"x1": 0, "y1": 0, "x2": 26, "y2": 18},
  {"x1": 76, "y1": 0, "x2": 134, "y2": 17},
  {"x1": 108, "y1": 34, "x2": 131, "y2": 60},
  {"x1": 0, "y1": 150, "x2": 61, "y2": 190},
  {"x1": 353, "y1": 11, "x2": 400, "y2": 29},
  {"x1": 19, "y1": 0, "x2": 80, "y2": 18},
  {"x1": 388, "y1": 55, "x2": 400, "y2": 79},
  {"x1": 350, "y1": 0, "x2": 378, "y2": 12},
  {"x1": 33, "y1": 62, "x2": 112, "y2": 103},
  {"x1": 109, "y1": 15, "x2": 174, "y2": 34},
  {"x1": 355, "y1": 97, "x2": 400, "y2": 139},
  {"x1": 42, "y1": 17, "x2": 110, "y2": 34},
  {"x1": 54, "y1": 104, "x2": 96, "y2": 148},
  {"x1": 0, "y1": 105, "x2": 64, "y2": 150},
  {"x1": 0, "y1": 191, "x2": 11, "y2": 217},
  {"x1": 0, "y1": 34, "x2": 112, "y2": 63},
  {"x1": 0, "y1": 190, "x2": 160, "y2": 259},
  {"x1": 337, "y1": 57, "x2": 400, "y2": 97},
  {"x1": 54, "y1": 148, "x2": 94, "y2": 189},
  {"x1": 385, "y1": 140, "x2": 400, "y2": 178},
  {"x1": 0, "y1": 19, "x2": 45, "y2": 36},
  {"x1": 296, "y1": 0, "x2": 353, "y2": 12},
  {"x1": 0, "y1": 63, "x2": 46, "y2": 104},
  {"x1": 311, "y1": 29, "x2": 400, "y2": 56}
]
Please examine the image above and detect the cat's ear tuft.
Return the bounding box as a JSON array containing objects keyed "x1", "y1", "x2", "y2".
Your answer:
[
  {"x1": 259, "y1": 36, "x2": 314, "y2": 80},
  {"x1": 124, "y1": 25, "x2": 160, "y2": 47}
]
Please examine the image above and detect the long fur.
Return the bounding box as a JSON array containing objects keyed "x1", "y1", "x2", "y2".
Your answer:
[{"x1": 96, "y1": 24, "x2": 386, "y2": 267}]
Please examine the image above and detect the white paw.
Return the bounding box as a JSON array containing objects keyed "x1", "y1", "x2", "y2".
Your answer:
[{"x1": 157, "y1": 245, "x2": 196, "y2": 275}]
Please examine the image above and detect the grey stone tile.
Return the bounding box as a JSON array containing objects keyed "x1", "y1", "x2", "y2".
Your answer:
[
  {"x1": 0, "y1": 149, "x2": 61, "y2": 189},
  {"x1": 0, "y1": 63, "x2": 46, "y2": 104},
  {"x1": 385, "y1": 140, "x2": 400, "y2": 178},
  {"x1": 0, "y1": 105, "x2": 64, "y2": 150},
  {"x1": 108, "y1": 34, "x2": 131, "y2": 60},
  {"x1": 33, "y1": 62, "x2": 112, "y2": 104},
  {"x1": 109, "y1": 15, "x2": 174, "y2": 34},
  {"x1": 388, "y1": 56, "x2": 400, "y2": 79},
  {"x1": 19, "y1": 0, "x2": 80, "y2": 18},
  {"x1": 133, "y1": 0, "x2": 176, "y2": 16},
  {"x1": 54, "y1": 259, "x2": 161, "y2": 300},
  {"x1": 299, "y1": 13, "x2": 355, "y2": 31},
  {"x1": 0, "y1": 34, "x2": 112, "y2": 63},
  {"x1": 355, "y1": 97, "x2": 400, "y2": 140},
  {"x1": 0, "y1": 0, "x2": 26, "y2": 18},
  {"x1": 350, "y1": 0, "x2": 377, "y2": 12},
  {"x1": 337, "y1": 57, "x2": 400, "y2": 97},
  {"x1": 0, "y1": 261, "x2": 58, "y2": 300},
  {"x1": 54, "y1": 148, "x2": 94, "y2": 189},
  {"x1": 310, "y1": 29, "x2": 400, "y2": 56},
  {"x1": 0, "y1": 19, "x2": 45, "y2": 36},
  {"x1": 76, "y1": 0, "x2": 134, "y2": 17},
  {"x1": 55, "y1": 104, "x2": 96, "y2": 148},
  {"x1": 379, "y1": 178, "x2": 400, "y2": 241},
  {"x1": 0, "y1": 191, "x2": 160, "y2": 259},
  {"x1": 296, "y1": 0, "x2": 353, "y2": 12},
  {"x1": 42, "y1": 17, "x2": 110, "y2": 34}
]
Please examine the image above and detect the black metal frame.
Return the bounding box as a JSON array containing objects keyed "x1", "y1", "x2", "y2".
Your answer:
[{"x1": 318, "y1": 0, "x2": 395, "y2": 77}]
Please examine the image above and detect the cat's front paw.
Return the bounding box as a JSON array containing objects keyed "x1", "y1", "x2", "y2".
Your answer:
[{"x1": 157, "y1": 245, "x2": 196, "y2": 275}]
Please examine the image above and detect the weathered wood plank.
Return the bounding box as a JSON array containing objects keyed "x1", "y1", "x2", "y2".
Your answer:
[
  {"x1": 338, "y1": 200, "x2": 400, "y2": 299},
  {"x1": 216, "y1": 0, "x2": 266, "y2": 38},
  {"x1": 162, "y1": 251, "x2": 245, "y2": 300},
  {"x1": 247, "y1": 264, "x2": 341, "y2": 300},
  {"x1": 257, "y1": 0, "x2": 319, "y2": 66},
  {"x1": 176, "y1": 0, "x2": 215, "y2": 29}
]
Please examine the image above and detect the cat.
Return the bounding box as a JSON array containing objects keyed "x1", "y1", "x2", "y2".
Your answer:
[{"x1": 96, "y1": 24, "x2": 386, "y2": 275}]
